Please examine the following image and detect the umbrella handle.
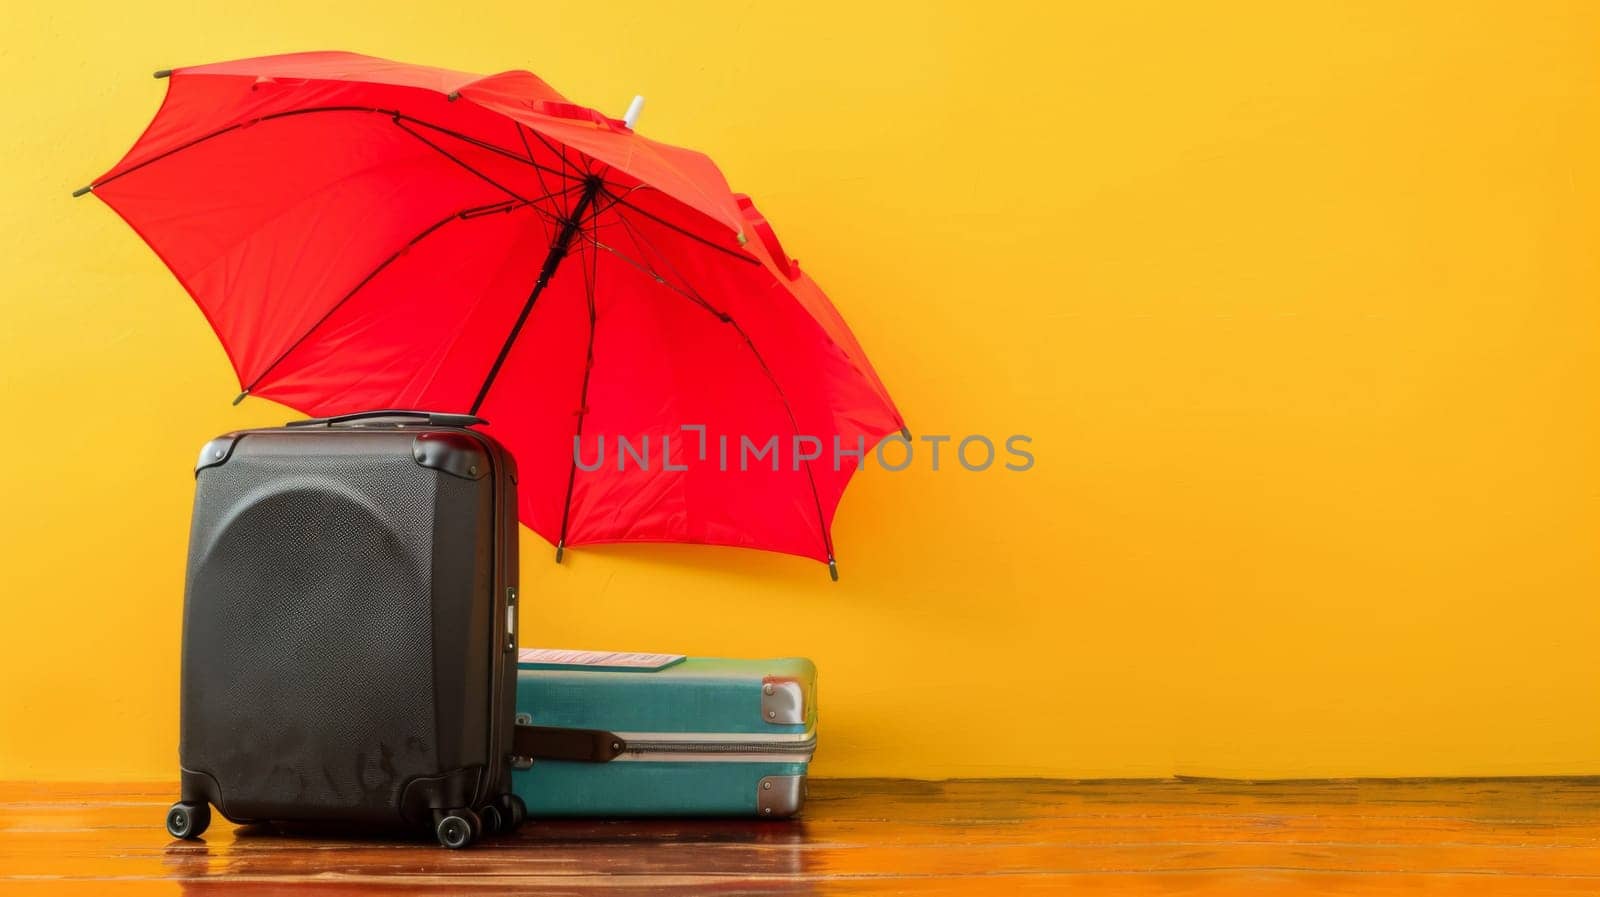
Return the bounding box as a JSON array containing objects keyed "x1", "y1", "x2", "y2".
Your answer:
[{"x1": 286, "y1": 409, "x2": 488, "y2": 429}]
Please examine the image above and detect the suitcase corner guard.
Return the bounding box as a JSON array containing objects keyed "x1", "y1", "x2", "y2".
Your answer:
[{"x1": 757, "y1": 775, "x2": 806, "y2": 818}]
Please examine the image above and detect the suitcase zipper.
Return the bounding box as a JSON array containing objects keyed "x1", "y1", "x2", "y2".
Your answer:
[{"x1": 618, "y1": 731, "x2": 817, "y2": 758}]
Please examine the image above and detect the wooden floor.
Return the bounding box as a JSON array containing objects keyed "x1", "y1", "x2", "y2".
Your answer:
[{"x1": 5, "y1": 779, "x2": 1600, "y2": 895}]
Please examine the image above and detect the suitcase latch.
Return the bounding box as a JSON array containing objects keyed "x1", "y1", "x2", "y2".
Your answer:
[
  {"x1": 510, "y1": 712, "x2": 535, "y2": 769},
  {"x1": 504, "y1": 587, "x2": 517, "y2": 651}
]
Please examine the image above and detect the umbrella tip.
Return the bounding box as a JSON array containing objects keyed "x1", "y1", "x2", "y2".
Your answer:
[
  {"x1": 828, "y1": 557, "x2": 839, "y2": 582},
  {"x1": 900, "y1": 426, "x2": 911, "y2": 441},
  {"x1": 623, "y1": 95, "x2": 645, "y2": 129},
  {"x1": 555, "y1": 542, "x2": 565, "y2": 564},
  {"x1": 71, "y1": 184, "x2": 93, "y2": 198},
  {"x1": 153, "y1": 69, "x2": 172, "y2": 79},
  {"x1": 231, "y1": 389, "x2": 249, "y2": 406}
]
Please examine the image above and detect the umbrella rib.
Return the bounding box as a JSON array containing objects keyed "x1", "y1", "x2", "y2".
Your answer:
[
  {"x1": 88, "y1": 121, "x2": 244, "y2": 192},
  {"x1": 391, "y1": 117, "x2": 532, "y2": 203},
  {"x1": 602, "y1": 193, "x2": 762, "y2": 266},
  {"x1": 582, "y1": 228, "x2": 718, "y2": 316},
  {"x1": 523, "y1": 200, "x2": 724, "y2": 323},
  {"x1": 240, "y1": 196, "x2": 553, "y2": 398},
  {"x1": 397, "y1": 114, "x2": 588, "y2": 186},
  {"x1": 516, "y1": 197, "x2": 699, "y2": 309},
  {"x1": 84, "y1": 101, "x2": 757, "y2": 295},
  {"x1": 559, "y1": 138, "x2": 571, "y2": 213},
  {"x1": 608, "y1": 209, "x2": 837, "y2": 569},
  {"x1": 86, "y1": 105, "x2": 385, "y2": 192},
  {"x1": 517, "y1": 123, "x2": 559, "y2": 217},
  {"x1": 524, "y1": 126, "x2": 577, "y2": 195},
  {"x1": 465, "y1": 181, "x2": 585, "y2": 218},
  {"x1": 528, "y1": 129, "x2": 614, "y2": 209},
  {"x1": 87, "y1": 106, "x2": 587, "y2": 194},
  {"x1": 524, "y1": 125, "x2": 566, "y2": 169},
  {"x1": 519, "y1": 124, "x2": 751, "y2": 267},
  {"x1": 515, "y1": 122, "x2": 538, "y2": 165}
]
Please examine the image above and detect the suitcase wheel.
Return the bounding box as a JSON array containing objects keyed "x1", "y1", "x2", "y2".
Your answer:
[
  {"x1": 477, "y1": 803, "x2": 502, "y2": 836},
  {"x1": 435, "y1": 808, "x2": 479, "y2": 849},
  {"x1": 165, "y1": 801, "x2": 211, "y2": 840},
  {"x1": 496, "y1": 793, "x2": 527, "y2": 830}
]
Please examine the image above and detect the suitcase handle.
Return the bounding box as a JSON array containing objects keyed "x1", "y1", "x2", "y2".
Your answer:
[
  {"x1": 512, "y1": 725, "x2": 626, "y2": 763},
  {"x1": 286, "y1": 409, "x2": 488, "y2": 429}
]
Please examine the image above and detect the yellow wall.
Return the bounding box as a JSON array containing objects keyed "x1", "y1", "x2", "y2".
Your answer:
[{"x1": 3, "y1": 1, "x2": 1598, "y2": 781}]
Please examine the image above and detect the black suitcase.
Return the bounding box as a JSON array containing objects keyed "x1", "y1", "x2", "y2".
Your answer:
[{"x1": 166, "y1": 410, "x2": 522, "y2": 848}]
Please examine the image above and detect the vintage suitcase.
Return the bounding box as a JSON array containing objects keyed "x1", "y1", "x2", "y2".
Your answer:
[
  {"x1": 510, "y1": 651, "x2": 817, "y2": 817},
  {"x1": 167, "y1": 410, "x2": 522, "y2": 848}
]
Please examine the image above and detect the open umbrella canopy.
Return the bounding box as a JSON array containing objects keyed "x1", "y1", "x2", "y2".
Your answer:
[{"x1": 82, "y1": 51, "x2": 903, "y2": 573}]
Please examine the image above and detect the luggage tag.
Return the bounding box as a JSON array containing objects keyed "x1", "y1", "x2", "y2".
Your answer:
[{"x1": 517, "y1": 648, "x2": 686, "y2": 672}]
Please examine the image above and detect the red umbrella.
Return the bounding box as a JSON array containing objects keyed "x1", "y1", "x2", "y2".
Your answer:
[{"x1": 79, "y1": 51, "x2": 903, "y2": 577}]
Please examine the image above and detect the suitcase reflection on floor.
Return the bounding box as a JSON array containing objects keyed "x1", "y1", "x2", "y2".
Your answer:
[{"x1": 159, "y1": 813, "x2": 815, "y2": 891}]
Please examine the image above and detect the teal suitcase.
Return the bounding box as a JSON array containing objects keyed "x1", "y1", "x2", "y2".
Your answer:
[{"x1": 510, "y1": 650, "x2": 816, "y2": 817}]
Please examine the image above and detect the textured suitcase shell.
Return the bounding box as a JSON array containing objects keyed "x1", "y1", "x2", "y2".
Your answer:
[
  {"x1": 177, "y1": 415, "x2": 519, "y2": 832},
  {"x1": 512, "y1": 655, "x2": 816, "y2": 817}
]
